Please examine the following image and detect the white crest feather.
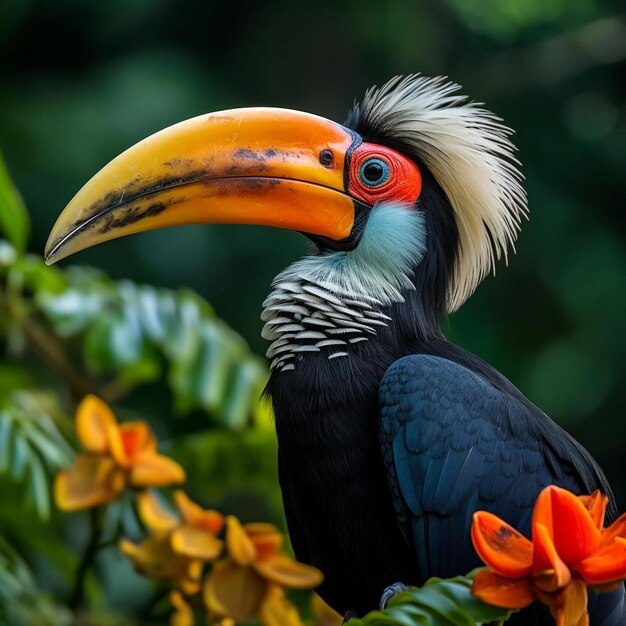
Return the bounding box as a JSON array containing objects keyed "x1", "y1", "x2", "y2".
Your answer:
[{"x1": 349, "y1": 74, "x2": 528, "y2": 311}]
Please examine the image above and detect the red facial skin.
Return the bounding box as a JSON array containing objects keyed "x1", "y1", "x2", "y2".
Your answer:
[{"x1": 348, "y1": 142, "x2": 422, "y2": 207}]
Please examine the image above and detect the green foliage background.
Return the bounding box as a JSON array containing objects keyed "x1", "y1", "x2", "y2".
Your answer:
[{"x1": 0, "y1": 0, "x2": 624, "y2": 624}]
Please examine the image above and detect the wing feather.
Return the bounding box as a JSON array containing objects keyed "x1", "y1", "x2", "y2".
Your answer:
[{"x1": 379, "y1": 354, "x2": 610, "y2": 579}]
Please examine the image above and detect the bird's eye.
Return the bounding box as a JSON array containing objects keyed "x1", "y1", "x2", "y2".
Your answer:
[
  {"x1": 348, "y1": 142, "x2": 421, "y2": 207},
  {"x1": 359, "y1": 158, "x2": 390, "y2": 187}
]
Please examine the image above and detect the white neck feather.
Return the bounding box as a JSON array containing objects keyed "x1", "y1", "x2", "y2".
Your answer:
[{"x1": 261, "y1": 204, "x2": 425, "y2": 372}]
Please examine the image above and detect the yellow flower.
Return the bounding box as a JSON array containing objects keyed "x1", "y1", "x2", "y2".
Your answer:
[
  {"x1": 311, "y1": 593, "x2": 343, "y2": 626},
  {"x1": 55, "y1": 395, "x2": 185, "y2": 511},
  {"x1": 170, "y1": 590, "x2": 194, "y2": 626},
  {"x1": 169, "y1": 491, "x2": 225, "y2": 560},
  {"x1": 121, "y1": 533, "x2": 203, "y2": 595},
  {"x1": 120, "y1": 490, "x2": 224, "y2": 593},
  {"x1": 204, "y1": 516, "x2": 323, "y2": 625}
]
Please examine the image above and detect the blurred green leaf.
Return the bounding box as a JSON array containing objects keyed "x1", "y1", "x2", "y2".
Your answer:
[
  {"x1": 7, "y1": 254, "x2": 67, "y2": 295},
  {"x1": 0, "y1": 390, "x2": 72, "y2": 520},
  {"x1": 346, "y1": 573, "x2": 512, "y2": 626},
  {"x1": 173, "y1": 424, "x2": 282, "y2": 515},
  {"x1": 0, "y1": 154, "x2": 29, "y2": 254},
  {"x1": 0, "y1": 534, "x2": 71, "y2": 626},
  {"x1": 36, "y1": 267, "x2": 268, "y2": 427}
]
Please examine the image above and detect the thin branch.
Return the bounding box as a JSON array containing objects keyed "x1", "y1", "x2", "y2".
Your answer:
[
  {"x1": 98, "y1": 377, "x2": 132, "y2": 405},
  {"x1": 19, "y1": 313, "x2": 94, "y2": 400}
]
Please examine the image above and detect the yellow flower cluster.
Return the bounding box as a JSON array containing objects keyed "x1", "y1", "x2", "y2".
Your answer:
[
  {"x1": 54, "y1": 396, "x2": 332, "y2": 626},
  {"x1": 120, "y1": 490, "x2": 325, "y2": 625}
]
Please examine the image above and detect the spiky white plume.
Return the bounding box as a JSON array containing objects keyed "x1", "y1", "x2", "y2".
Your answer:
[{"x1": 347, "y1": 75, "x2": 528, "y2": 311}]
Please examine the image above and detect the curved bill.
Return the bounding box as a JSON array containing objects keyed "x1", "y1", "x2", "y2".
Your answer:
[{"x1": 44, "y1": 108, "x2": 360, "y2": 265}]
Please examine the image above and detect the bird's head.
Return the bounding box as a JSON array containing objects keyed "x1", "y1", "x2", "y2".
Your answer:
[{"x1": 45, "y1": 75, "x2": 526, "y2": 371}]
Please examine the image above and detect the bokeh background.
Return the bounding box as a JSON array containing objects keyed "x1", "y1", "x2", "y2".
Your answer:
[{"x1": 0, "y1": 0, "x2": 625, "y2": 620}]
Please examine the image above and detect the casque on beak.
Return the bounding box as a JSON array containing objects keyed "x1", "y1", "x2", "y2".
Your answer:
[{"x1": 44, "y1": 108, "x2": 364, "y2": 265}]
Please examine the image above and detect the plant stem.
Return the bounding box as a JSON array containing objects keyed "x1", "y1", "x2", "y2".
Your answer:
[
  {"x1": 1, "y1": 284, "x2": 93, "y2": 401},
  {"x1": 69, "y1": 507, "x2": 105, "y2": 610},
  {"x1": 98, "y1": 377, "x2": 132, "y2": 404},
  {"x1": 6, "y1": 290, "x2": 132, "y2": 405},
  {"x1": 19, "y1": 313, "x2": 93, "y2": 400}
]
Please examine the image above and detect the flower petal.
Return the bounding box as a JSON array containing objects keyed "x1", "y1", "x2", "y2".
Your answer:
[
  {"x1": 600, "y1": 513, "x2": 626, "y2": 548},
  {"x1": 254, "y1": 554, "x2": 323, "y2": 589},
  {"x1": 169, "y1": 591, "x2": 193, "y2": 626},
  {"x1": 174, "y1": 490, "x2": 205, "y2": 525},
  {"x1": 533, "y1": 486, "x2": 600, "y2": 565},
  {"x1": 119, "y1": 422, "x2": 156, "y2": 461},
  {"x1": 137, "y1": 490, "x2": 179, "y2": 533},
  {"x1": 120, "y1": 535, "x2": 201, "y2": 589},
  {"x1": 245, "y1": 523, "x2": 284, "y2": 560},
  {"x1": 171, "y1": 524, "x2": 224, "y2": 560},
  {"x1": 311, "y1": 593, "x2": 343, "y2": 626},
  {"x1": 179, "y1": 578, "x2": 200, "y2": 596},
  {"x1": 173, "y1": 491, "x2": 224, "y2": 535},
  {"x1": 120, "y1": 536, "x2": 167, "y2": 574},
  {"x1": 197, "y1": 510, "x2": 224, "y2": 535},
  {"x1": 471, "y1": 511, "x2": 533, "y2": 577},
  {"x1": 226, "y1": 516, "x2": 257, "y2": 566},
  {"x1": 471, "y1": 568, "x2": 534, "y2": 609},
  {"x1": 578, "y1": 491, "x2": 608, "y2": 530},
  {"x1": 54, "y1": 454, "x2": 124, "y2": 511},
  {"x1": 533, "y1": 522, "x2": 571, "y2": 592},
  {"x1": 128, "y1": 452, "x2": 185, "y2": 488},
  {"x1": 203, "y1": 559, "x2": 266, "y2": 621},
  {"x1": 576, "y1": 537, "x2": 626, "y2": 585},
  {"x1": 259, "y1": 586, "x2": 304, "y2": 626},
  {"x1": 181, "y1": 560, "x2": 202, "y2": 595},
  {"x1": 75, "y1": 395, "x2": 118, "y2": 453},
  {"x1": 548, "y1": 580, "x2": 589, "y2": 626}
]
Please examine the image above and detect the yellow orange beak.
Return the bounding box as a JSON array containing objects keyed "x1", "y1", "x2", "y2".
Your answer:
[{"x1": 44, "y1": 108, "x2": 361, "y2": 265}]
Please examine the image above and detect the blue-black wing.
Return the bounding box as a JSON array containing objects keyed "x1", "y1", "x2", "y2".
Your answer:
[{"x1": 379, "y1": 354, "x2": 615, "y2": 580}]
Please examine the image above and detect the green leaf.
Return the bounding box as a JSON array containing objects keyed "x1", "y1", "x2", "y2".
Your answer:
[
  {"x1": 0, "y1": 390, "x2": 72, "y2": 520},
  {"x1": 6, "y1": 254, "x2": 66, "y2": 295},
  {"x1": 0, "y1": 533, "x2": 72, "y2": 625},
  {"x1": 0, "y1": 153, "x2": 29, "y2": 253},
  {"x1": 37, "y1": 268, "x2": 268, "y2": 427},
  {"x1": 27, "y1": 454, "x2": 50, "y2": 519},
  {"x1": 346, "y1": 574, "x2": 513, "y2": 626}
]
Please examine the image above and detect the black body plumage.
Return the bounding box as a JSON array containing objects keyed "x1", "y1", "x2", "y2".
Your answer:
[{"x1": 266, "y1": 161, "x2": 624, "y2": 624}]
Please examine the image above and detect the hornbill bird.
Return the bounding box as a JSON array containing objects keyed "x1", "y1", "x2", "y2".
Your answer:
[{"x1": 45, "y1": 75, "x2": 624, "y2": 625}]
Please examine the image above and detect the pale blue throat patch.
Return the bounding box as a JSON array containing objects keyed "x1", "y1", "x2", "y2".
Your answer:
[{"x1": 261, "y1": 203, "x2": 426, "y2": 371}]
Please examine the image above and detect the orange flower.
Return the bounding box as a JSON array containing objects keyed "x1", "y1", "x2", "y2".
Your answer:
[
  {"x1": 204, "y1": 516, "x2": 323, "y2": 625},
  {"x1": 471, "y1": 486, "x2": 626, "y2": 626},
  {"x1": 120, "y1": 490, "x2": 224, "y2": 593},
  {"x1": 55, "y1": 396, "x2": 185, "y2": 511}
]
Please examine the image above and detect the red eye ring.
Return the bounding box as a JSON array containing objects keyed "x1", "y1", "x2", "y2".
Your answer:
[{"x1": 348, "y1": 142, "x2": 422, "y2": 207}]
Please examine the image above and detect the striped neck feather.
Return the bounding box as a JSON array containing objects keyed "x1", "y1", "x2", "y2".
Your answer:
[{"x1": 261, "y1": 204, "x2": 425, "y2": 372}]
